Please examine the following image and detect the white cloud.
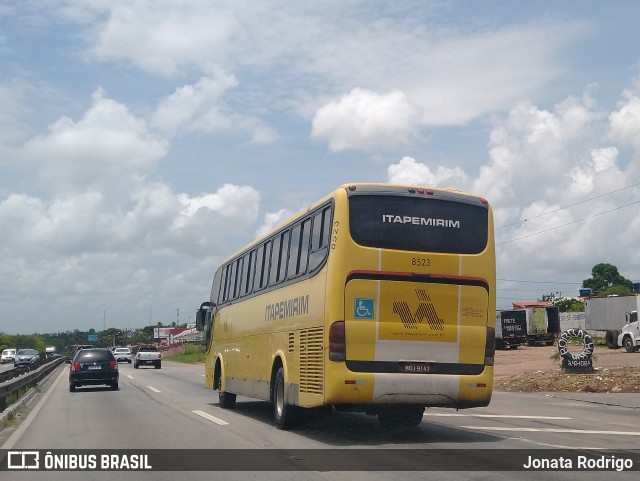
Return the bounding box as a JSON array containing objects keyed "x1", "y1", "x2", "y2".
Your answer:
[
  {"x1": 609, "y1": 96, "x2": 640, "y2": 151},
  {"x1": 151, "y1": 69, "x2": 278, "y2": 143},
  {"x1": 23, "y1": 89, "x2": 169, "y2": 195},
  {"x1": 59, "y1": 2, "x2": 584, "y2": 150},
  {"x1": 473, "y1": 93, "x2": 607, "y2": 209},
  {"x1": 3, "y1": 2, "x2": 640, "y2": 330},
  {"x1": 311, "y1": 88, "x2": 418, "y2": 151},
  {"x1": 0, "y1": 86, "x2": 264, "y2": 331},
  {"x1": 256, "y1": 209, "x2": 294, "y2": 238},
  {"x1": 151, "y1": 69, "x2": 238, "y2": 135},
  {"x1": 83, "y1": 0, "x2": 240, "y2": 76},
  {"x1": 387, "y1": 156, "x2": 468, "y2": 188},
  {"x1": 471, "y1": 84, "x2": 640, "y2": 304}
]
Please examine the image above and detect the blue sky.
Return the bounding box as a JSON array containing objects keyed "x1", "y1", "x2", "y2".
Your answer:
[{"x1": 2, "y1": 1, "x2": 640, "y2": 334}]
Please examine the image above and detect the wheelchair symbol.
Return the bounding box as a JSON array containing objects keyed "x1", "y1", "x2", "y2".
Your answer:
[{"x1": 354, "y1": 299, "x2": 374, "y2": 319}]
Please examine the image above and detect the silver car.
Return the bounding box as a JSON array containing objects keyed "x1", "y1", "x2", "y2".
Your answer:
[
  {"x1": 14, "y1": 349, "x2": 40, "y2": 367},
  {"x1": 112, "y1": 347, "x2": 132, "y2": 363}
]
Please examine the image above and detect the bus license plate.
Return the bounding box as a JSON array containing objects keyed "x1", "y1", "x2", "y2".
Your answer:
[{"x1": 401, "y1": 363, "x2": 431, "y2": 373}]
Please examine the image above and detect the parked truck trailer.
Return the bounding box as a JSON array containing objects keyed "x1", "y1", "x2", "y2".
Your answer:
[
  {"x1": 498, "y1": 306, "x2": 560, "y2": 347},
  {"x1": 495, "y1": 310, "x2": 527, "y2": 349},
  {"x1": 584, "y1": 295, "x2": 640, "y2": 349}
]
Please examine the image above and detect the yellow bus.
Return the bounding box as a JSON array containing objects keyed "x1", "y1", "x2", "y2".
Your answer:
[{"x1": 196, "y1": 183, "x2": 495, "y2": 429}]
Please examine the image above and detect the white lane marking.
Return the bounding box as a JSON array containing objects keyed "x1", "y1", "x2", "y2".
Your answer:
[
  {"x1": 462, "y1": 426, "x2": 640, "y2": 436},
  {"x1": 426, "y1": 413, "x2": 571, "y2": 420},
  {"x1": 126, "y1": 375, "x2": 134, "y2": 379},
  {"x1": 147, "y1": 386, "x2": 161, "y2": 393},
  {"x1": 192, "y1": 410, "x2": 229, "y2": 426}
]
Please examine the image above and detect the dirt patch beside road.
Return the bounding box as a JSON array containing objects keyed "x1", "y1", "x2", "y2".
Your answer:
[{"x1": 493, "y1": 345, "x2": 640, "y2": 393}]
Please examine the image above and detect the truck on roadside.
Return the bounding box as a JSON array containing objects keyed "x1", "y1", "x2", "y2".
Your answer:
[
  {"x1": 498, "y1": 306, "x2": 560, "y2": 346},
  {"x1": 584, "y1": 294, "x2": 640, "y2": 349},
  {"x1": 495, "y1": 310, "x2": 527, "y2": 349},
  {"x1": 133, "y1": 345, "x2": 162, "y2": 369},
  {"x1": 617, "y1": 311, "x2": 640, "y2": 352},
  {"x1": 584, "y1": 294, "x2": 639, "y2": 331},
  {"x1": 526, "y1": 306, "x2": 560, "y2": 346}
]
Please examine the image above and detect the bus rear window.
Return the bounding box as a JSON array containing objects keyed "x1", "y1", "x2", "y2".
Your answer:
[{"x1": 349, "y1": 195, "x2": 488, "y2": 254}]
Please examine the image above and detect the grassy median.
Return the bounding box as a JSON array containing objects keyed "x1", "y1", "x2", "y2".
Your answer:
[{"x1": 163, "y1": 344, "x2": 206, "y2": 363}]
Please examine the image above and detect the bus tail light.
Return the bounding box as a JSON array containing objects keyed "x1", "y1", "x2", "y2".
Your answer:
[
  {"x1": 329, "y1": 321, "x2": 346, "y2": 362},
  {"x1": 485, "y1": 326, "x2": 495, "y2": 366}
]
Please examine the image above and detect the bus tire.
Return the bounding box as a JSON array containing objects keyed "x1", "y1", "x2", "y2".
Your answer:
[
  {"x1": 273, "y1": 367, "x2": 296, "y2": 430},
  {"x1": 219, "y1": 390, "x2": 236, "y2": 409},
  {"x1": 623, "y1": 336, "x2": 637, "y2": 353},
  {"x1": 605, "y1": 330, "x2": 620, "y2": 349}
]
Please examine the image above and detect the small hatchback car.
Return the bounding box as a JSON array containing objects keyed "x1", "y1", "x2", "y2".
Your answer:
[
  {"x1": 1, "y1": 348, "x2": 16, "y2": 364},
  {"x1": 69, "y1": 348, "x2": 119, "y2": 392}
]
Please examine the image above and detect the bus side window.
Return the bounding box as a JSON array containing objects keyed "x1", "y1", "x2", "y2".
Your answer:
[
  {"x1": 232, "y1": 256, "x2": 243, "y2": 300},
  {"x1": 240, "y1": 249, "x2": 256, "y2": 297},
  {"x1": 211, "y1": 269, "x2": 223, "y2": 305},
  {"x1": 288, "y1": 219, "x2": 311, "y2": 279},
  {"x1": 309, "y1": 206, "x2": 331, "y2": 272},
  {"x1": 269, "y1": 231, "x2": 289, "y2": 286},
  {"x1": 277, "y1": 230, "x2": 290, "y2": 283},
  {"x1": 298, "y1": 219, "x2": 311, "y2": 274},
  {"x1": 287, "y1": 224, "x2": 301, "y2": 279},
  {"x1": 220, "y1": 265, "x2": 230, "y2": 302},
  {"x1": 255, "y1": 241, "x2": 271, "y2": 291},
  {"x1": 226, "y1": 260, "x2": 238, "y2": 301}
]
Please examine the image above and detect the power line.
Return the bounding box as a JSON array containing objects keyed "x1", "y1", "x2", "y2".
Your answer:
[
  {"x1": 497, "y1": 278, "x2": 581, "y2": 285},
  {"x1": 496, "y1": 287, "x2": 572, "y2": 293},
  {"x1": 496, "y1": 200, "x2": 640, "y2": 245},
  {"x1": 495, "y1": 182, "x2": 640, "y2": 230}
]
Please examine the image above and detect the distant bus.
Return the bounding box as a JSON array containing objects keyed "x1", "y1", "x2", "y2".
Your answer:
[{"x1": 196, "y1": 183, "x2": 496, "y2": 429}]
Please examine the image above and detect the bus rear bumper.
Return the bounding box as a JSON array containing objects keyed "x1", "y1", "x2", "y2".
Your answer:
[{"x1": 326, "y1": 367, "x2": 493, "y2": 408}]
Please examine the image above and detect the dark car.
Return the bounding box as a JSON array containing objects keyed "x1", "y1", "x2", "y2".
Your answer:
[
  {"x1": 14, "y1": 349, "x2": 40, "y2": 367},
  {"x1": 69, "y1": 348, "x2": 119, "y2": 392}
]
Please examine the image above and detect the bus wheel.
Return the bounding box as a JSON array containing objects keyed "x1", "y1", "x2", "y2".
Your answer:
[
  {"x1": 273, "y1": 367, "x2": 296, "y2": 430},
  {"x1": 219, "y1": 391, "x2": 236, "y2": 409}
]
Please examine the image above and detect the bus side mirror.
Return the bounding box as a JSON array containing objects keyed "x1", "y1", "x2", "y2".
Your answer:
[
  {"x1": 196, "y1": 309, "x2": 205, "y2": 331},
  {"x1": 196, "y1": 302, "x2": 215, "y2": 331}
]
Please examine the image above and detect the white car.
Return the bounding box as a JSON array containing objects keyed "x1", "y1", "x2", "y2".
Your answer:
[
  {"x1": 1, "y1": 348, "x2": 16, "y2": 364},
  {"x1": 112, "y1": 347, "x2": 132, "y2": 363}
]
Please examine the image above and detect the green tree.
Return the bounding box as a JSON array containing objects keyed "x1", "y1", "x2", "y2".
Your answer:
[
  {"x1": 582, "y1": 263, "x2": 633, "y2": 295},
  {"x1": 97, "y1": 328, "x2": 125, "y2": 348},
  {"x1": 0, "y1": 333, "x2": 15, "y2": 351},
  {"x1": 553, "y1": 297, "x2": 585, "y2": 312},
  {"x1": 14, "y1": 335, "x2": 46, "y2": 353},
  {"x1": 599, "y1": 285, "x2": 633, "y2": 297}
]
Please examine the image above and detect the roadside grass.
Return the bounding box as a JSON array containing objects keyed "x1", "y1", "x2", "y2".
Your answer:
[{"x1": 163, "y1": 344, "x2": 206, "y2": 363}]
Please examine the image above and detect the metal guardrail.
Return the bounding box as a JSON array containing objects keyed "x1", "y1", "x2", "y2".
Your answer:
[{"x1": 0, "y1": 357, "x2": 66, "y2": 413}]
